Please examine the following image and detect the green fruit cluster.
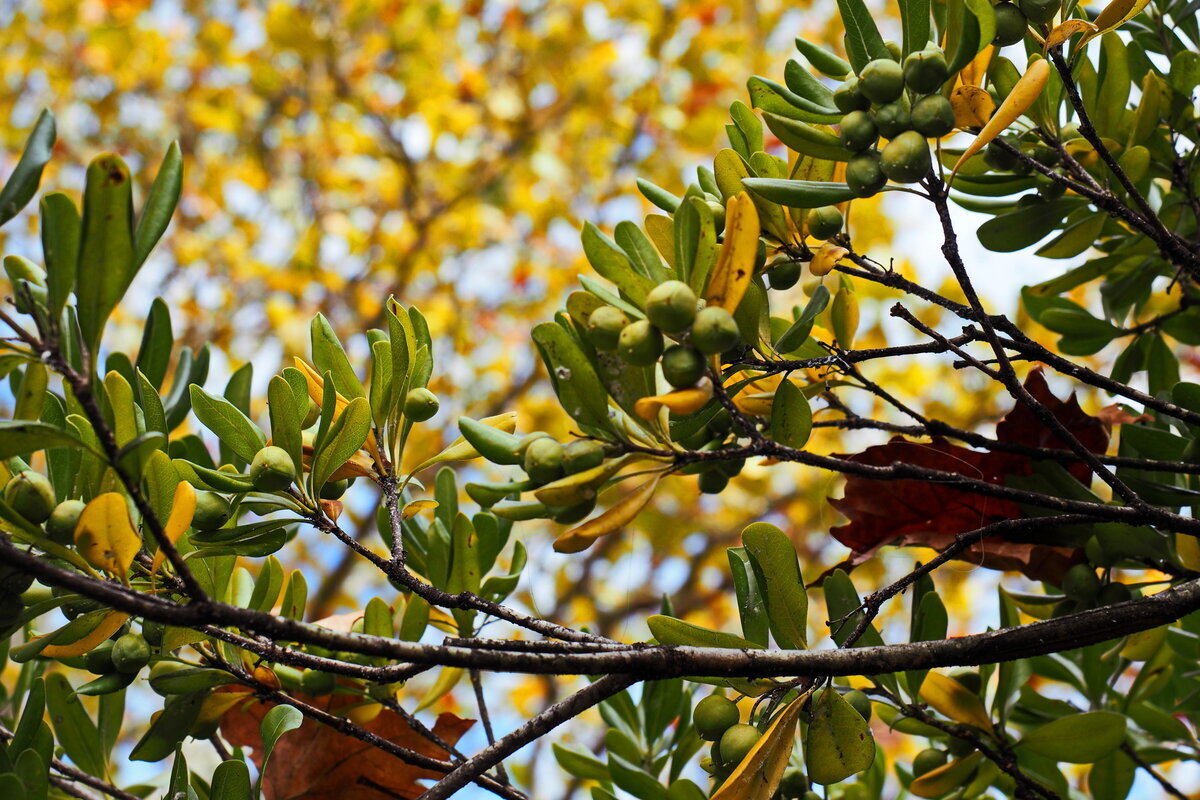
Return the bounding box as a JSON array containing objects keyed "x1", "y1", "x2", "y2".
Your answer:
[{"x1": 835, "y1": 48, "x2": 955, "y2": 198}]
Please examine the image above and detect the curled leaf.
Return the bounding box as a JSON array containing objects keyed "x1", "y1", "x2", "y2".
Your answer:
[
  {"x1": 711, "y1": 695, "x2": 805, "y2": 800},
  {"x1": 809, "y1": 244, "x2": 847, "y2": 277},
  {"x1": 1044, "y1": 19, "x2": 1097, "y2": 50},
  {"x1": 633, "y1": 380, "x2": 714, "y2": 421},
  {"x1": 919, "y1": 671, "x2": 995, "y2": 733},
  {"x1": 950, "y1": 85, "x2": 996, "y2": 129},
  {"x1": 40, "y1": 611, "x2": 130, "y2": 658},
  {"x1": 402, "y1": 499, "x2": 438, "y2": 520},
  {"x1": 151, "y1": 480, "x2": 196, "y2": 577},
  {"x1": 952, "y1": 58, "x2": 1050, "y2": 178},
  {"x1": 553, "y1": 473, "x2": 664, "y2": 554},
  {"x1": 704, "y1": 192, "x2": 761, "y2": 313}
]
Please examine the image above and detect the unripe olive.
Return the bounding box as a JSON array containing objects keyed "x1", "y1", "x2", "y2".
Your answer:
[
  {"x1": 661, "y1": 345, "x2": 705, "y2": 389},
  {"x1": 833, "y1": 77, "x2": 871, "y2": 113},
  {"x1": 1051, "y1": 598, "x2": 1076, "y2": 618},
  {"x1": 992, "y1": 2, "x2": 1028, "y2": 46},
  {"x1": 4, "y1": 471, "x2": 55, "y2": 525},
  {"x1": 717, "y1": 457, "x2": 745, "y2": 478},
  {"x1": 699, "y1": 756, "x2": 716, "y2": 775},
  {"x1": 947, "y1": 736, "x2": 976, "y2": 757},
  {"x1": 301, "y1": 398, "x2": 322, "y2": 428},
  {"x1": 881, "y1": 130, "x2": 932, "y2": 183},
  {"x1": 807, "y1": 206, "x2": 844, "y2": 241},
  {"x1": 617, "y1": 320, "x2": 664, "y2": 366},
  {"x1": 1020, "y1": 0, "x2": 1060, "y2": 23},
  {"x1": 844, "y1": 689, "x2": 872, "y2": 721},
  {"x1": 320, "y1": 478, "x2": 352, "y2": 500},
  {"x1": 779, "y1": 768, "x2": 810, "y2": 799},
  {"x1": 698, "y1": 470, "x2": 728, "y2": 494},
  {"x1": 690, "y1": 307, "x2": 741, "y2": 355},
  {"x1": 45, "y1": 499, "x2": 85, "y2": 545},
  {"x1": 250, "y1": 446, "x2": 296, "y2": 492},
  {"x1": 802, "y1": 793, "x2": 823, "y2": 800},
  {"x1": 912, "y1": 748, "x2": 949, "y2": 777},
  {"x1": 585, "y1": 305, "x2": 630, "y2": 351},
  {"x1": 111, "y1": 632, "x2": 151, "y2": 674},
  {"x1": 1029, "y1": 144, "x2": 1061, "y2": 167},
  {"x1": 404, "y1": 387, "x2": 440, "y2": 422},
  {"x1": 551, "y1": 496, "x2": 597, "y2": 525},
  {"x1": 884, "y1": 40, "x2": 902, "y2": 61},
  {"x1": 717, "y1": 723, "x2": 761, "y2": 765},
  {"x1": 85, "y1": 640, "x2": 116, "y2": 674},
  {"x1": 768, "y1": 259, "x2": 801, "y2": 290},
  {"x1": 858, "y1": 58, "x2": 905, "y2": 104},
  {"x1": 911, "y1": 94, "x2": 956, "y2": 138},
  {"x1": 846, "y1": 150, "x2": 886, "y2": 198},
  {"x1": 1037, "y1": 175, "x2": 1067, "y2": 200},
  {"x1": 903, "y1": 48, "x2": 949, "y2": 94},
  {"x1": 1098, "y1": 582, "x2": 1133, "y2": 605},
  {"x1": 839, "y1": 110, "x2": 879, "y2": 152},
  {"x1": 562, "y1": 440, "x2": 605, "y2": 474},
  {"x1": 693, "y1": 694, "x2": 740, "y2": 741},
  {"x1": 142, "y1": 618, "x2": 165, "y2": 647},
  {"x1": 192, "y1": 491, "x2": 232, "y2": 531},
  {"x1": 1062, "y1": 563, "x2": 1101, "y2": 599},
  {"x1": 983, "y1": 139, "x2": 1020, "y2": 171},
  {"x1": 645, "y1": 280, "x2": 698, "y2": 333},
  {"x1": 524, "y1": 437, "x2": 565, "y2": 484},
  {"x1": 872, "y1": 101, "x2": 911, "y2": 139},
  {"x1": 301, "y1": 668, "x2": 337, "y2": 695}
]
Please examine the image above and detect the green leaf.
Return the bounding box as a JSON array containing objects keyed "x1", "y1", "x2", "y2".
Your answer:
[
  {"x1": 0, "y1": 774, "x2": 25, "y2": 800},
  {"x1": 0, "y1": 109, "x2": 55, "y2": 226},
  {"x1": 1017, "y1": 711, "x2": 1127, "y2": 763},
  {"x1": 769, "y1": 380, "x2": 812, "y2": 451},
  {"x1": 76, "y1": 153, "x2": 136, "y2": 360},
  {"x1": 259, "y1": 704, "x2": 303, "y2": 776},
  {"x1": 133, "y1": 141, "x2": 182, "y2": 268},
  {"x1": 741, "y1": 523, "x2": 808, "y2": 648},
  {"x1": 647, "y1": 615, "x2": 764, "y2": 650},
  {"x1": 44, "y1": 673, "x2": 106, "y2": 777},
  {"x1": 805, "y1": 687, "x2": 876, "y2": 785},
  {"x1": 976, "y1": 199, "x2": 1079, "y2": 252},
  {"x1": 900, "y1": 0, "x2": 931, "y2": 56},
  {"x1": 311, "y1": 313, "x2": 366, "y2": 400},
  {"x1": 760, "y1": 114, "x2": 854, "y2": 162},
  {"x1": 310, "y1": 396, "x2": 372, "y2": 491},
  {"x1": 742, "y1": 178, "x2": 860, "y2": 208},
  {"x1": 836, "y1": 0, "x2": 891, "y2": 71},
  {"x1": 906, "y1": 588, "x2": 947, "y2": 700},
  {"x1": 553, "y1": 743, "x2": 610, "y2": 782},
  {"x1": 135, "y1": 298, "x2": 174, "y2": 391},
  {"x1": 531, "y1": 321, "x2": 612, "y2": 433},
  {"x1": 188, "y1": 385, "x2": 267, "y2": 464},
  {"x1": 130, "y1": 691, "x2": 210, "y2": 762},
  {"x1": 210, "y1": 759, "x2": 252, "y2": 800},
  {"x1": 728, "y1": 547, "x2": 770, "y2": 646},
  {"x1": 268, "y1": 376, "x2": 303, "y2": 484},
  {"x1": 0, "y1": 421, "x2": 93, "y2": 460},
  {"x1": 14, "y1": 748, "x2": 47, "y2": 800},
  {"x1": 40, "y1": 192, "x2": 81, "y2": 318},
  {"x1": 1088, "y1": 749, "x2": 1136, "y2": 800},
  {"x1": 582, "y1": 221, "x2": 655, "y2": 306},
  {"x1": 775, "y1": 284, "x2": 830, "y2": 354}
]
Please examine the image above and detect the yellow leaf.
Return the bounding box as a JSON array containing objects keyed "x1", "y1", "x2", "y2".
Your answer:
[
  {"x1": 959, "y1": 45, "x2": 994, "y2": 88},
  {"x1": 704, "y1": 192, "x2": 760, "y2": 313},
  {"x1": 910, "y1": 752, "x2": 986, "y2": 798},
  {"x1": 402, "y1": 499, "x2": 438, "y2": 520},
  {"x1": 552, "y1": 473, "x2": 664, "y2": 554},
  {"x1": 534, "y1": 455, "x2": 638, "y2": 507},
  {"x1": 151, "y1": 481, "x2": 196, "y2": 577},
  {"x1": 415, "y1": 667, "x2": 464, "y2": 712},
  {"x1": 1120, "y1": 625, "x2": 1166, "y2": 661},
  {"x1": 950, "y1": 85, "x2": 996, "y2": 130},
  {"x1": 39, "y1": 611, "x2": 130, "y2": 658},
  {"x1": 1176, "y1": 532, "x2": 1200, "y2": 571},
  {"x1": 633, "y1": 380, "x2": 714, "y2": 421},
  {"x1": 952, "y1": 58, "x2": 1050, "y2": 178},
  {"x1": 919, "y1": 671, "x2": 995, "y2": 733},
  {"x1": 711, "y1": 694, "x2": 805, "y2": 800},
  {"x1": 75, "y1": 492, "x2": 142, "y2": 576},
  {"x1": 293, "y1": 357, "x2": 381, "y2": 465},
  {"x1": 1044, "y1": 19, "x2": 1097, "y2": 50},
  {"x1": 345, "y1": 701, "x2": 384, "y2": 724},
  {"x1": 735, "y1": 392, "x2": 776, "y2": 417},
  {"x1": 1090, "y1": 0, "x2": 1151, "y2": 36},
  {"x1": 809, "y1": 244, "x2": 847, "y2": 277}
]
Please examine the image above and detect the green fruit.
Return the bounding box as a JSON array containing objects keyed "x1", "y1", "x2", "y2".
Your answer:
[
  {"x1": 717, "y1": 723, "x2": 761, "y2": 765},
  {"x1": 617, "y1": 320, "x2": 664, "y2": 366},
  {"x1": 839, "y1": 110, "x2": 878, "y2": 152},
  {"x1": 698, "y1": 470, "x2": 728, "y2": 494},
  {"x1": 872, "y1": 101, "x2": 911, "y2": 139},
  {"x1": 111, "y1": 633, "x2": 151, "y2": 674},
  {"x1": 301, "y1": 668, "x2": 337, "y2": 695},
  {"x1": 881, "y1": 130, "x2": 932, "y2": 183},
  {"x1": 1050, "y1": 598, "x2": 1076, "y2": 618},
  {"x1": 768, "y1": 259, "x2": 801, "y2": 290},
  {"x1": 192, "y1": 491, "x2": 232, "y2": 531},
  {"x1": 1098, "y1": 582, "x2": 1133, "y2": 606},
  {"x1": 911, "y1": 94, "x2": 956, "y2": 138},
  {"x1": 802, "y1": 793, "x2": 823, "y2": 800},
  {"x1": 585, "y1": 305, "x2": 630, "y2": 351},
  {"x1": 947, "y1": 736, "x2": 976, "y2": 757},
  {"x1": 85, "y1": 640, "x2": 116, "y2": 674},
  {"x1": 551, "y1": 496, "x2": 596, "y2": 525},
  {"x1": 717, "y1": 457, "x2": 745, "y2": 478},
  {"x1": 1030, "y1": 144, "x2": 1061, "y2": 167},
  {"x1": 699, "y1": 756, "x2": 716, "y2": 775},
  {"x1": 45, "y1": 499, "x2": 85, "y2": 545},
  {"x1": 4, "y1": 471, "x2": 55, "y2": 524},
  {"x1": 844, "y1": 689, "x2": 872, "y2": 721},
  {"x1": 524, "y1": 437, "x2": 565, "y2": 484},
  {"x1": 645, "y1": 280, "x2": 698, "y2": 333},
  {"x1": 142, "y1": 619, "x2": 164, "y2": 647},
  {"x1": 983, "y1": 139, "x2": 1020, "y2": 171},
  {"x1": 562, "y1": 440, "x2": 605, "y2": 474},
  {"x1": 693, "y1": 695, "x2": 740, "y2": 741},
  {"x1": 690, "y1": 307, "x2": 741, "y2": 354},
  {"x1": 912, "y1": 748, "x2": 949, "y2": 777},
  {"x1": 320, "y1": 478, "x2": 353, "y2": 500},
  {"x1": 992, "y1": 2, "x2": 1028, "y2": 46},
  {"x1": 779, "y1": 768, "x2": 809, "y2": 799},
  {"x1": 1020, "y1": 0, "x2": 1059, "y2": 22},
  {"x1": 1037, "y1": 175, "x2": 1067, "y2": 200},
  {"x1": 846, "y1": 150, "x2": 886, "y2": 197},
  {"x1": 301, "y1": 398, "x2": 321, "y2": 428},
  {"x1": 858, "y1": 58, "x2": 905, "y2": 104},
  {"x1": 1062, "y1": 563, "x2": 1101, "y2": 599},
  {"x1": 949, "y1": 669, "x2": 982, "y2": 694},
  {"x1": 404, "y1": 387, "x2": 440, "y2": 422},
  {"x1": 250, "y1": 446, "x2": 296, "y2": 492},
  {"x1": 661, "y1": 345, "x2": 705, "y2": 389},
  {"x1": 807, "y1": 206, "x2": 844, "y2": 240},
  {"x1": 884, "y1": 40, "x2": 902, "y2": 60},
  {"x1": 833, "y1": 77, "x2": 870, "y2": 113},
  {"x1": 903, "y1": 48, "x2": 949, "y2": 94}
]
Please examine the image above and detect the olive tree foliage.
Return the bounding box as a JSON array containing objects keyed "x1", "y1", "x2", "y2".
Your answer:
[{"x1": 1, "y1": 0, "x2": 1200, "y2": 797}]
